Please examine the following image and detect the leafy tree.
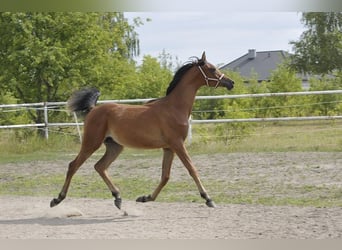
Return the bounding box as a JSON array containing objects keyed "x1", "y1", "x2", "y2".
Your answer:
[
  {"x1": 0, "y1": 91, "x2": 31, "y2": 126},
  {"x1": 0, "y1": 12, "x2": 140, "y2": 130},
  {"x1": 245, "y1": 78, "x2": 270, "y2": 118},
  {"x1": 267, "y1": 64, "x2": 303, "y2": 93},
  {"x1": 100, "y1": 57, "x2": 139, "y2": 100},
  {"x1": 136, "y1": 55, "x2": 173, "y2": 98},
  {"x1": 158, "y1": 49, "x2": 182, "y2": 72},
  {"x1": 261, "y1": 65, "x2": 307, "y2": 117},
  {"x1": 104, "y1": 55, "x2": 173, "y2": 100},
  {"x1": 290, "y1": 12, "x2": 342, "y2": 75}
]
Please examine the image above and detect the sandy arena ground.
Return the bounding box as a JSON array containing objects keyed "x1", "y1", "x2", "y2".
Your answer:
[
  {"x1": 0, "y1": 196, "x2": 341, "y2": 239},
  {"x1": 0, "y1": 152, "x2": 341, "y2": 239}
]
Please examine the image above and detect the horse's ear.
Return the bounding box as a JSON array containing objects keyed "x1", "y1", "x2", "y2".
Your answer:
[{"x1": 201, "y1": 51, "x2": 206, "y2": 62}]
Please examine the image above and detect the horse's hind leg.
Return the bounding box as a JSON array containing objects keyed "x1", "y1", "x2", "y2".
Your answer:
[
  {"x1": 50, "y1": 149, "x2": 94, "y2": 207},
  {"x1": 94, "y1": 137, "x2": 123, "y2": 209},
  {"x1": 50, "y1": 132, "x2": 104, "y2": 207},
  {"x1": 136, "y1": 148, "x2": 174, "y2": 203}
]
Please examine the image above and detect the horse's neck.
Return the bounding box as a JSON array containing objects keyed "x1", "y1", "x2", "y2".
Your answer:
[{"x1": 165, "y1": 73, "x2": 202, "y2": 118}]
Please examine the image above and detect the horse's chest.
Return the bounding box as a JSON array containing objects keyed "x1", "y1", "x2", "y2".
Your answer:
[{"x1": 165, "y1": 119, "x2": 189, "y2": 139}]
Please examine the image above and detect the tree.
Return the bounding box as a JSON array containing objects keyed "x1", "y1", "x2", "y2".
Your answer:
[
  {"x1": 290, "y1": 12, "x2": 342, "y2": 75},
  {"x1": 136, "y1": 55, "x2": 173, "y2": 98},
  {"x1": 264, "y1": 65, "x2": 306, "y2": 117},
  {"x1": 0, "y1": 12, "x2": 140, "y2": 133},
  {"x1": 308, "y1": 73, "x2": 342, "y2": 116},
  {"x1": 158, "y1": 49, "x2": 182, "y2": 72}
]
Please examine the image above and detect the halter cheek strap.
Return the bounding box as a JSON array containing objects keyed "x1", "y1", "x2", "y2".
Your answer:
[{"x1": 198, "y1": 66, "x2": 225, "y2": 88}]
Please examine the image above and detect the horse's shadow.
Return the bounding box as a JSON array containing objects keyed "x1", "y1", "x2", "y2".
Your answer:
[{"x1": 0, "y1": 215, "x2": 140, "y2": 226}]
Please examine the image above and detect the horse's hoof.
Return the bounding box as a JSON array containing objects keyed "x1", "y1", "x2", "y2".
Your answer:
[
  {"x1": 114, "y1": 197, "x2": 122, "y2": 210},
  {"x1": 206, "y1": 200, "x2": 216, "y2": 208},
  {"x1": 136, "y1": 195, "x2": 152, "y2": 203},
  {"x1": 50, "y1": 198, "x2": 59, "y2": 208}
]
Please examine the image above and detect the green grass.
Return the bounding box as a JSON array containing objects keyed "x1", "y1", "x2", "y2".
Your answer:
[
  {"x1": 189, "y1": 120, "x2": 342, "y2": 153},
  {"x1": 0, "y1": 129, "x2": 80, "y2": 163},
  {"x1": 1, "y1": 172, "x2": 341, "y2": 208},
  {"x1": 1, "y1": 120, "x2": 341, "y2": 163}
]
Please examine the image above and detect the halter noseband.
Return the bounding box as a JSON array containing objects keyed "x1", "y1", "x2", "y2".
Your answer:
[{"x1": 198, "y1": 65, "x2": 225, "y2": 88}]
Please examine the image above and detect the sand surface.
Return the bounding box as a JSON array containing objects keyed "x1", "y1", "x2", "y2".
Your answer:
[{"x1": 1, "y1": 152, "x2": 341, "y2": 239}]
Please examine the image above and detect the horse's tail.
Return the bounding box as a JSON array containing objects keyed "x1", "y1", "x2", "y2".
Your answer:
[{"x1": 67, "y1": 88, "x2": 100, "y2": 115}]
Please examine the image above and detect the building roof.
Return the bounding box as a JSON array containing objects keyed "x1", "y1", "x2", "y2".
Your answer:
[{"x1": 220, "y1": 49, "x2": 290, "y2": 81}]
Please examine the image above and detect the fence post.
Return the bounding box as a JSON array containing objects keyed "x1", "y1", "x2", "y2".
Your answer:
[
  {"x1": 44, "y1": 102, "x2": 49, "y2": 140},
  {"x1": 187, "y1": 115, "x2": 192, "y2": 146},
  {"x1": 73, "y1": 112, "x2": 82, "y2": 143}
]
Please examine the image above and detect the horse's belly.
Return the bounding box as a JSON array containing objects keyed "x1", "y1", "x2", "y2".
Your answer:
[{"x1": 108, "y1": 127, "x2": 167, "y2": 149}]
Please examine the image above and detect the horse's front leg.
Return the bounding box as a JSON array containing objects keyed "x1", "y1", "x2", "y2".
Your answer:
[
  {"x1": 136, "y1": 148, "x2": 174, "y2": 203},
  {"x1": 173, "y1": 143, "x2": 216, "y2": 208}
]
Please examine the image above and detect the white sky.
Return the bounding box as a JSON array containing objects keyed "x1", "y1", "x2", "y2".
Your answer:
[{"x1": 125, "y1": 12, "x2": 305, "y2": 66}]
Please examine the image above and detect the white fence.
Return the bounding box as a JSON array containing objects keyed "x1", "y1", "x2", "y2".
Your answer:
[{"x1": 1, "y1": 90, "x2": 342, "y2": 141}]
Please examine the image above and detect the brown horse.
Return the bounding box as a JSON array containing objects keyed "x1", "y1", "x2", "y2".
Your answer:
[{"x1": 50, "y1": 52, "x2": 234, "y2": 209}]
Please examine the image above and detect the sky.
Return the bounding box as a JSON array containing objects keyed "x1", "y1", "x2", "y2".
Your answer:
[{"x1": 125, "y1": 12, "x2": 305, "y2": 67}]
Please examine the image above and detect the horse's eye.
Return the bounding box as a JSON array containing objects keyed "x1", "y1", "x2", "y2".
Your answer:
[{"x1": 209, "y1": 68, "x2": 216, "y2": 73}]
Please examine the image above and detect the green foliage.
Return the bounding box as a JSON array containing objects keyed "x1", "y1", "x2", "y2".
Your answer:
[
  {"x1": 194, "y1": 66, "x2": 306, "y2": 121},
  {"x1": 158, "y1": 49, "x2": 182, "y2": 72},
  {"x1": 192, "y1": 63, "x2": 342, "y2": 145},
  {"x1": 290, "y1": 12, "x2": 342, "y2": 74},
  {"x1": 102, "y1": 55, "x2": 173, "y2": 100},
  {"x1": 307, "y1": 73, "x2": 342, "y2": 116},
  {"x1": 0, "y1": 12, "x2": 140, "y2": 126},
  {"x1": 0, "y1": 92, "x2": 31, "y2": 126},
  {"x1": 135, "y1": 55, "x2": 172, "y2": 98},
  {"x1": 101, "y1": 57, "x2": 139, "y2": 99},
  {"x1": 260, "y1": 65, "x2": 306, "y2": 118}
]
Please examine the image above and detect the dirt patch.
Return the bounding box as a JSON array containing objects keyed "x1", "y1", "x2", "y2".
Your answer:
[{"x1": 0, "y1": 152, "x2": 342, "y2": 239}]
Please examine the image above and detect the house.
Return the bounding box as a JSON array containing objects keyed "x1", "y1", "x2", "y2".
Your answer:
[{"x1": 220, "y1": 49, "x2": 309, "y2": 89}]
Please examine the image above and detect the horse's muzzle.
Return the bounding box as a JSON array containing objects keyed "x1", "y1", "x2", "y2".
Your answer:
[{"x1": 222, "y1": 79, "x2": 234, "y2": 90}]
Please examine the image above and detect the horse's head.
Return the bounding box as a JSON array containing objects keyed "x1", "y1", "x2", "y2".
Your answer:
[{"x1": 197, "y1": 52, "x2": 234, "y2": 90}]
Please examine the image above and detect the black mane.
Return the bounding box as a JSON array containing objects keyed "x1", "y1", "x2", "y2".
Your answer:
[{"x1": 166, "y1": 60, "x2": 199, "y2": 95}]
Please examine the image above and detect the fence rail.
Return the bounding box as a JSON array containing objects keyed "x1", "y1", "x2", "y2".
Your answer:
[
  {"x1": 1, "y1": 90, "x2": 342, "y2": 141},
  {"x1": 2, "y1": 90, "x2": 342, "y2": 109},
  {"x1": 190, "y1": 115, "x2": 342, "y2": 124}
]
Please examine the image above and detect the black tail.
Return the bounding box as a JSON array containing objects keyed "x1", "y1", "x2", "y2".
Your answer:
[{"x1": 67, "y1": 88, "x2": 100, "y2": 115}]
